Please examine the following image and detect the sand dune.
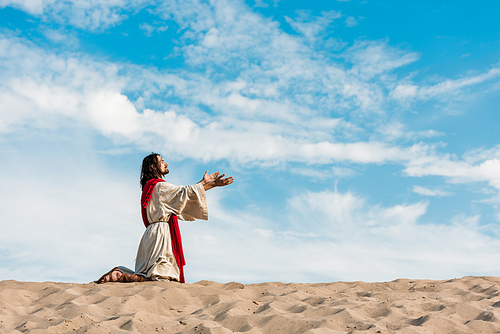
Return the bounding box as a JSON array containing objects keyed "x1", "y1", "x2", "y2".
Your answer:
[{"x1": 1, "y1": 276, "x2": 500, "y2": 333}]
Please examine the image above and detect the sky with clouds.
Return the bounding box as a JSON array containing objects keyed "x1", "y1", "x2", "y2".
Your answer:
[{"x1": 1, "y1": 0, "x2": 500, "y2": 284}]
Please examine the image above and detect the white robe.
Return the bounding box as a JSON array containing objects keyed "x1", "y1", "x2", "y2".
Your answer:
[{"x1": 134, "y1": 182, "x2": 208, "y2": 281}]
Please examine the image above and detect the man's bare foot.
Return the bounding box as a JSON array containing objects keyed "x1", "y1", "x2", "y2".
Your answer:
[
  {"x1": 97, "y1": 268, "x2": 123, "y2": 284},
  {"x1": 119, "y1": 273, "x2": 151, "y2": 282}
]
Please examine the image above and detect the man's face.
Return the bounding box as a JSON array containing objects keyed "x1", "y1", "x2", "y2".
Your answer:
[{"x1": 157, "y1": 155, "x2": 169, "y2": 175}]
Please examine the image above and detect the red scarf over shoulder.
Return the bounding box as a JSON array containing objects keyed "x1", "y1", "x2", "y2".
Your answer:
[{"x1": 141, "y1": 179, "x2": 186, "y2": 283}]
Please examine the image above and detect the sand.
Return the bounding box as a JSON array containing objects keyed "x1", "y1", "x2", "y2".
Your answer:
[{"x1": 1, "y1": 276, "x2": 500, "y2": 333}]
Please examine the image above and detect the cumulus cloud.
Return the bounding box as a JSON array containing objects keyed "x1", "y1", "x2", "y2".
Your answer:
[
  {"x1": 0, "y1": 34, "x2": 428, "y2": 166},
  {"x1": 1, "y1": 0, "x2": 498, "y2": 179},
  {"x1": 183, "y1": 189, "x2": 500, "y2": 282},
  {"x1": 2, "y1": 29, "x2": 499, "y2": 196},
  {"x1": 0, "y1": 35, "x2": 124, "y2": 131},
  {"x1": 2, "y1": 153, "x2": 498, "y2": 283}
]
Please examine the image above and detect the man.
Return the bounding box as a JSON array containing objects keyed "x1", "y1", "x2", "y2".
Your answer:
[{"x1": 97, "y1": 153, "x2": 234, "y2": 283}]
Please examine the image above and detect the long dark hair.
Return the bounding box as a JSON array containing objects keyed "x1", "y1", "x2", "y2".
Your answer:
[{"x1": 140, "y1": 152, "x2": 163, "y2": 189}]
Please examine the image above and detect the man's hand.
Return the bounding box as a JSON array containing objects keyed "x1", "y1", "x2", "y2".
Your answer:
[
  {"x1": 201, "y1": 171, "x2": 234, "y2": 190},
  {"x1": 212, "y1": 174, "x2": 234, "y2": 187},
  {"x1": 202, "y1": 171, "x2": 220, "y2": 184}
]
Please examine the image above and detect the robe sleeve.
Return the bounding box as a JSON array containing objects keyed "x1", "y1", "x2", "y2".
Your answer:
[{"x1": 146, "y1": 181, "x2": 208, "y2": 223}]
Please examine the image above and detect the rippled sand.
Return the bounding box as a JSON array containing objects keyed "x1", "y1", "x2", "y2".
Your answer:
[{"x1": 1, "y1": 276, "x2": 500, "y2": 333}]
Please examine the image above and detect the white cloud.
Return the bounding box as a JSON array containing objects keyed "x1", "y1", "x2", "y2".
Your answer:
[
  {"x1": 345, "y1": 16, "x2": 358, "y2": 27},
  {"x1": 139, "y1": 22, "x2": 169, "y2": 36},
  {"x1": 151, "y1": 0, "x2": 417, "y2": 114},
  {"x1": 376, "y1": 122, "x2": 444, "y2": 142},
  {"x1": 463, "y1": 144, "x2": 500, "y2": 164},
  {"x1": 391, "y1": 67, "x2": 500, "y2": 102},
  {"x1": 3, "y1": 32, "x2": 498, "y2": 201},
  {"x1": 86, "y1": 90, "x2": 142, "y2": 137},
  {"x1": 1, "y1": 151, "x2": 498, "y2": 284},
  {"x1": 254, "y1": 0, "x2": 267, "y2": 8},
  {"x1": 405, "y1": 154, "x2": 500, "y2": 192},
  {"x1": 345, "y1": 40, "x2": 419, "y2": 80},
  {"x1": 0, "y1": 0, "x2": 55, "y2": 15},
  {"x1": 4, "y1": 0, "x2": 498, "y2": 117},
  {"x1": 419, "y1": 67, "x2": 500, "y2": 99},
  {"x1": 41, "y1": 28, "x2": 80, "y2": 46},
  {"x1": 402, "y1": 151, "x2": 500, "y2": 220},
  {"x1": 0, "y1": 146, "x2": 145, "y2": 283},
  {"x1": 2, "y1": 0, "x2": 500, "y2": 214},
  {"x1": 323, "y1": 37, "x2": 347, "y2": 51},
  {"x1": 183, "y1": 189, "x2": 500, "y2": 282},
  {"x1": 1, "y1": 0, "x2": 500, "y2": 285},
  {"x1": 1, "y1": 0, "x2": 145, "y2": 30},
  {"x1": 0, "y1": 34, "x2": 434, "y2": 167},
  {"x1": 389, "y1": 84, "x2": 418, "y2": 100},
  {"x1": 413, "y1": 185, "x2": 452, "y2": 197},
  {"x1": 0, "y1": 35, "x2": 126, "y2": 132},
  {"x1": 290, "y1": 166, "x2": 355, "y2": 179},
  {"x1": 285, "y1": 10, "x2": 341, "y2": 42},
  {"x1": 139, "y1": 22, "x2": 155, "y2": 36},
  {"x1": 285, "y1": 190, "x2": 500, "y2": 280}
]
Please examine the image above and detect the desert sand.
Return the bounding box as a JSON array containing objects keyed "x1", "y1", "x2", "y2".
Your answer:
[{"x1": 1, "y1": 276, "x2": 500, "y2": 333}]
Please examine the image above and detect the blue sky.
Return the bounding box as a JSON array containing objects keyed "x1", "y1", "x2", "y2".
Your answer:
[{"x1": 1, "y1": 0, "x2": 500, "y2": 284}]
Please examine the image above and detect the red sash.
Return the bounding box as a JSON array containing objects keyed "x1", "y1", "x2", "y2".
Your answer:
[{"x1": 141, "y1": 179, "x2": 186, "y2": 283}]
